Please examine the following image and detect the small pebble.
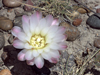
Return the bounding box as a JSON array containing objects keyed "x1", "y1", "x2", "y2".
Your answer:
[
  {"x1": 96, "y1": 8, "x2": 100, "y2": 13},
  {"x1": 1, "y1": 52, "x2": 8, "y2": 61},
  {"x1": 0, "y1": 32, "x2": 5, "y2": 50},
  {"x1": 14, "y1": 7, "x2": 24, "y2": 16},
  {"x1": 77, "y1": 7, "x2": 90, "y2": 14},
  {"x1": 95, "y1": 52, "x2": 100, "y2": 62},
  {"x1": 75, "y1": 57, "x2": 83, "y2": 66},
  {"x1": 94, "y1": 38, "x2": 100, "y2": 48},
  {"x1": 0, "y1": 69, "x2": 12, "y2": 75},
  {"x1": 3, "y1": 0, "x2": 23, "y2": 7},
  {"x1": 0, "y1": 17, "x2": 13, "y2": 30},
  {"x1": 77, "y1": 8, "x2": 87, "y2": 14},
  {"x1": 87, "y1": 13, "x2": 100, "y2": 29},
  {"x1": 61, "y1": 22, "x2": 80, "y2": 41},
  {"x1": 0, "y1": 0, "x2": 3, "y2": 8},
  {"x1": 13, "y1": 17, "x2": 22, "y2": 28},
  {"x1": 71, "y1": 11, "x2": 79, "y2": 18},
  {"x1": 73, "y1": 18, "x2": 82, "y2": 26},
  {"x1": 24, "y1": 0, "x2": 33, "y2": 11},
  {"x1": 8, "y1": 35, "x2": 13, "y2": 44}
]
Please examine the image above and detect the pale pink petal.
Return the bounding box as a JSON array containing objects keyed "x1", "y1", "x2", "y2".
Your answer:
[
  {"x1": 25, "y1": 50, "x2": 33, "y2": 60},
  {"x1": 56, "y1": 26, "x2": 66, "y2": 34},
  {"x1": 45, "y1": 15, "x2": 53, "y2": 26},
  {"x1": 11, "y1": 26, "x2": 22, "y2": 37},
  {"x1": 51, "y1": 18, "x2": 60, "y2": 26},
  {"x1": 35, "y1": 11, "x2": 42, "y2": 22},
  {"x1": 34, "y1": 56, "x2": 44, "y2": 68},
  {"x1": 22, "y1": 15, "x2": 30, "y2": 24},
  {"x1": 58, "y1": 42, "x2": 67, "y2": 50},
  {"x1": 26, "y1": 58, "x2": 34, "y2": 65},
  {"x1": 49, "y1": 57, "x2": 59, "y2": 63},
  {"x1": 17, "y1": 50, "x2": 27, "y2": 61},
  {"x1": 13, "y1": 39, "x2": 24, "y2": 49}
]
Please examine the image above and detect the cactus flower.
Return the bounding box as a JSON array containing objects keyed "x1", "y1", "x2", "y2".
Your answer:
[{"x1": 11, "y1": 11, "x2": 67, "y2": 68}]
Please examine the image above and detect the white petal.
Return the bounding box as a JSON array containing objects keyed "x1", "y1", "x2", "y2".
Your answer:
[
  {"x1": 17, "y1": 50, "x2": 27, "y2": 61},
  {"x1": 38, "y1": 18, "x2": 47, "y2": 30},
  {"x1": 26, "y1": 58, "x2": 34, "y2": 65},
  {"x1": 30, "y1": 14, "x2": 38, "y2": 34},
  {"x1": 17, "y1": 32, "x2": 27, "y2": 42},
  {"x1": 35, "y1": 27, "x2": 40, "y2": 35},
  {"x1": 41, "y1": 27, "x2": 49, "y2": 36},
  {"x1": 52, "y1": 35, "x2": 65, "y2": 42},
  {"x1": 45, "y1": 15, "x2": 53, "y2": 26},
  {"x1": 43, "y1": 46, "x2": 50, "y2": 52},
  {"x1": 13, "y1": 39, "x2": 24, "y2": 49},
  {"x1": 37, "y1": 49, "x2": 43, "y2": 53},
  {"x1": 34, "y1": 56, "x2": 44, "y2": 68},
  {"x1": 11, "y1": 26, "x2": 22, "y2": 37},
  {"x1": 22, "y1": 15, "x2": 31, "y2": 36},
  {"x1": 49, "y1": 43, "x2": 59, "y2": 50},
  {"x1": 25, "y1": 50, "x2": 33, "y2": 60},
  {"x1": 24, "y1": 43, "x2": 33, "y2": 49},
  {"x1": 41, "y1": 52, "x2": 51, "y2": 60},
  {"x1": 48, "y1": 25, "x2": 58, "y2": 33},
  {"x1": 46, "y1": 25, "x2": 58, "y2": 39},
  {"x1": 33, "y1": 50, "x2": 39, "y2": 57}
]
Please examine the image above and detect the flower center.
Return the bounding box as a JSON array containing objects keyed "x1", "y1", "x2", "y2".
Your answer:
[{"x1": 30, "y1": 35, "x2": 46, "y2": 49}]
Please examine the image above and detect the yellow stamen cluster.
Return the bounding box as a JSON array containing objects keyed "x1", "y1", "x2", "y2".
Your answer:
[{"x1": 30, "y1": 35, "x2": 45, "y2": 49}]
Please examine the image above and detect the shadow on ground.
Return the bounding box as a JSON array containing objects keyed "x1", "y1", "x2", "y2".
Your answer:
[{"x1": 2, "y1": 45, "x2": 55, "y2": 75}]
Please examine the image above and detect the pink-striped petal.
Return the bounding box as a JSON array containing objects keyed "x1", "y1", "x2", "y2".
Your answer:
[
  {"x1": 50, "y1": 57, "x2": 59, "y2": 63},
  {"x1": 17, "y1": 50, "x2": 26, "y2": 61},
  {"x1": 22, "y1": 15, "x2": 30, "y2": 24},
  {"x1": 11, "y1": 26, "x2": 22, "y2": 37},
  {"x1": 42, "y1": 50, "x2": 60, "y2": 63},
  {"x1": 26, "y1": 58, "x2": 34, "y2": 65},
  {"x1": 13, "y1": 39, "x2": 24, "y2": 49},
  {"x1": 35, "y1": 11, "x2": 42, "y2": 22},
  {"x1": 51, "y1": 18, "x2": 60, "y2": 26},
  {"x1": 56, "y1": 26, "x2": 66, "y2": 34},
  {"x1": 34, "y1": 56, "x2": 44, "y2": 68},
  {"x1": 58, "y1": 42, "x2": 67, "y2": 50}
]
